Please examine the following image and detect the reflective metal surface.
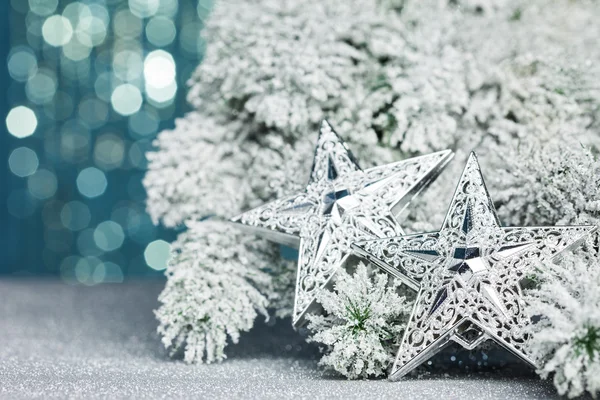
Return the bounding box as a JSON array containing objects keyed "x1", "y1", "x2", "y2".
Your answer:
[
  {"x1": 353, "y1": 153, "x2": 596, "y2": 380},
  {"x1": 232, "y1": 120, "x2": 453, "y2": 326}
]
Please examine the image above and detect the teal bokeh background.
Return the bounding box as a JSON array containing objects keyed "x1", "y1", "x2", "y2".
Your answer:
[{"x1": 2, "y1": 0, "x2": 212, "y2": 281}]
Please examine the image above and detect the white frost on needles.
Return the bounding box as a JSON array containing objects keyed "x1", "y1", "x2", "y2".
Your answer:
[
  {"x1": 306, "y1": 263, "x2": 411, "y2": 379},
  {"x1": 155, "y1": 220, "x2": 295, "y2": 363},
  {"x1": 525, "y1": 248, "x2": 600, "y2": 398}
]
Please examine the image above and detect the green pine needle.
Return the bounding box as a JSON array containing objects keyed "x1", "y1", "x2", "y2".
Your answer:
[
  {"x1": 574, "y1": 325, "x2": 600, "y2": 360},
  {"x1": 344, "y1": 298, "x2": 372, "y2": 335}
]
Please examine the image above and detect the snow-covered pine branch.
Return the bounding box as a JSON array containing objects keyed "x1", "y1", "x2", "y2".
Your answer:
[
  {"x1": 307, "y1": 263, "x2": 411, "y2": 379},
  {"x1": 155, "y1": 220, "x2": 295, "y2": 363},
  {"x1": 525, "y1": 247, "x2": 600, "y2": 398}
]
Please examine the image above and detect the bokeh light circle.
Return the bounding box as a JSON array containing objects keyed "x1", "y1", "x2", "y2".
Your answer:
[
  {"x1": 6, "y1": 106, "x2": 38, "y2": 138},
  {"x1": 7, "y1": 47, "x2": 38, "y2": 82},
  {"x1": 60, "y1": 201, "x2": 91, "y2": 231},
  {"x1": 29, "y1": 0, "x2": 59, "y2": 16},
  {"x1": 8, "y1": 147, "x2": 39, "y2": 177},
  {"x1": 26, "y1": 69, "x2": 58, "y2": 104},
  {"x1": 144, "y1": 240, "x2": 171, "y2": 270},
  {"x1": 144, "y1": 50, "x2": 176, "y2": 89},
  {"x1": 113, "y1": 9, "x2": 143, "y2": 38},
  {"x1": 128, "y1": 0, "x2": 160, "y2": 18},
  {"x1": 145, "y1": 16, "x2": 176, "y2": 47},
  {"x1": 111, "y1": 84, "x2": 143, "y2": 116},
  {"x1": 93, "y1": 221, "x2": 125, "y2": 252},
  {"x1": 76, "y1": 167, "x2": 108, "y2": 198},
  {"x1": 42, "y1": 15, "x2": 73, "y2": 47},
  {"x1": 94, "y1": 133, "x2": 125, "y2": 170},
  {"x1": 27, "y1": 169, "x2": 58, "y2": 200}
]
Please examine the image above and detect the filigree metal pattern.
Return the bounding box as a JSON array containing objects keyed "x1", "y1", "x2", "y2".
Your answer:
[
  {"x1": 353, "y1": 153, "x2": 596, "y2": 380},
  {"x1": 231, "y1": 120, "x2": 453, "y2": 326}
]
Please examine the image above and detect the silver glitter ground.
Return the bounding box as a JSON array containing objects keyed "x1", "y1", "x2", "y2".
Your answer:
[{"x1": 0, "y1": 280, "x2": 569, "y2": 399}]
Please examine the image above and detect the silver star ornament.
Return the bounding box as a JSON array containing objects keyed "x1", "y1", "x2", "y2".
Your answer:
[
  {"x1": 231, "y1": 120, "x2": 453, "y2": 327},
  {"x1": 353, "y1": 152, "x2": 596, "y2": 380}
]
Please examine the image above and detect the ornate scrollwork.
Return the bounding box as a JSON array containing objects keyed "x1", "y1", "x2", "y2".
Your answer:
[
  {"x1": 353, "y1": 153, "x2": 596, "y2": 380},
  {"x1": 232, "y1": 120, "x2": 453, "y2": 326}
]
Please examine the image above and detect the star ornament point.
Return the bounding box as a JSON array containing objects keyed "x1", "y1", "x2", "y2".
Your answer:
[
  {"x1": 231, "y1": 120, "x2": 454, "y2": 327},
  {"x1": 352, "y1": 152, "x2": 597, "y2": 380}
]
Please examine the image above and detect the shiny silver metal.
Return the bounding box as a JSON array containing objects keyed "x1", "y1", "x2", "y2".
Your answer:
[
  {"x1": 231, "y1": 120, "x2": 453, "y2": 327},
  {"x1": 352, "y1": 152, "x2": 596, "y2": 380}
]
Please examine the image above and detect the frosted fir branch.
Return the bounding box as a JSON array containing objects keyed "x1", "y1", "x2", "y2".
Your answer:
[
  {"x1": 492, "y1": 140, "x2": 600, "y2": 227},
  {"x1": 145, "y1": 0, "x2": 600, "y2": 231},
  {"x1": 525, "y1": 247, "x2": 600, "y2": 398},
  {"x1": 155, "y1": 220, "x2": 293, "y2": 363},
  {"x1": 307, "y1": 263, "x2": 411, "y2": 379}
]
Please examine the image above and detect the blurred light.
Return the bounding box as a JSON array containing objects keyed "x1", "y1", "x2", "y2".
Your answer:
[
  {"x1": 129, "y1": 108, "x2": 159, "y2": 136},
  {"x1": 60, "y1": 201, "x2": 91, "y2": 231},
  {"x1": 125, "y1": 208, "x2": 156, "y2": 243},
  {"x1": 26, "y1": 13, "x2": 44, "y2": 41},
  {"x1": 94, "y1": 133, "x2": 125, "y2": 170},
  {"x1": 146, "y1": 16, "x2": 176, "y2": 47},
  {"x1": 93, "y1": 221, "x2": 125, "y2": 251},
  {"x1": 42, "y1": 15, "x2": 73, "y2": 47},
  {"x1": 76, "y1": 15, "x2": 108, "y2": 48},
  {"x1": 77, "y1": 228, "x2": 103, "y2": 256},
  {"x1": 111, "y1": 84, "x2": 143, "y2": 116},
  {"x1": 47, "y1": 91, "x2": 74, "y2": 121},
  {"x1": 129, "y1": 0, "x2": 159, "y2": 18},
  {"x1": 78, "y1": 97, "x2": 109, "y2": 128},
  {"x1": 6, "y1": 106, "x2": 37, "y2": 138},
  {"x1": 88, "y1": 4, "x2": 110, "y2": 26},
  {"x1": 113, "y1": 50, "x2": 143, "y2": 81},
  {"x1": 180, "y1": 22, "x2": 204, "y2": 57},
  {"x1": 94, "y1": 262, "x2": 125, "y2": 283},
  {"x1": 128, "y1": 142, "x2": 146, "y2": 169},
  {"x1": 62, "y1": 2, "x2": 89, "y2": 25},
  {"x1": 73, "y1": 3, "x2": 110, "y2": 48},
  {"x1": 75, "y1": 256, "x2": 102, "y2": 285},
  {"x1": 60, "y1": 255, "x2": 82, "y2": 284},
  {"x1": 144, "y1": 50, "x2": 176, "y2": 89},
  {"x1": 62, "y1": 37, "x2": 93, "y2": 61},
  {"x1": 146, "y1": 80, "x2": 177, "y2": 104},
  {"x1": 76, "y1": 167, "x2": 108, "y2": 198},
  {"x1": 8, "y1": 147, "x2": 39, "y2": 177},
  {"x1": 157, "y1": 0, "x2": 179, "y2": 17},
  {"x1": 197, "y1": 0, "x2": 213, "y2": 21},
  {"x1": 113, "y1": 9, "x2": 143, "y2": 38},
  {"x1": 29, "y1": 0, "x2": 59, "y2": 16},
  {"x1": 27, "y1": 169, "x2": 58, "y2": 200},
  {"x1": 60, "y1": 120, "x2": 91, "y2": 163},
  {"x1": 94, "y1": 72, "x2": 113, "y2": 102},
  {"x1": 7, "y1": 47, "x2": 38, "y2": 82},
  {"x1": 26, "y1": 68, "x2": 58, "y2": 104},
  {"x1": 144, "y1": 240, "x2": 171, "y2": 270},
  {"x1": 7, "y1": 189, "x2": 37, "y2": 219}
]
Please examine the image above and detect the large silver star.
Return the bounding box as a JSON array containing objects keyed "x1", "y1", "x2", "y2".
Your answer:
[
  {"x1": 353, "y1": 152, "x2": 596, "y2": 380},
  {"x1": 231, "y1": 120, "x2": 453, "y2": 327}
]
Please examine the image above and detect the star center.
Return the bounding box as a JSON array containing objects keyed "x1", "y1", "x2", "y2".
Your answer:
[
  {"x1": 322, "y1": 189, "x2": 350, "y2": 215},
  {"x1": 449, "y1": 245, "x2": 488, "y2": 282}
]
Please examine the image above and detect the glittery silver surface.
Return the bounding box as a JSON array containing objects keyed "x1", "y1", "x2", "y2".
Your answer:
[
  {"x1": 232, "y1": 120, "x2": 453, "y2": 327},
  {"x1": 353, "y1": 153, "x2": 596, "y2": 381},
  {"x1": 0, "y1": 279, "x2": 572, "y2": 399}
]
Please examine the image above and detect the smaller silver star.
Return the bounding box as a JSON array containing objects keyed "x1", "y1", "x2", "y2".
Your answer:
[
  {"x1": 353, "y1": 152, "x2": 596, "y2": 380},
  {"x1": 231, "y1": 120, "x2": 453, "y2": 326}
]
